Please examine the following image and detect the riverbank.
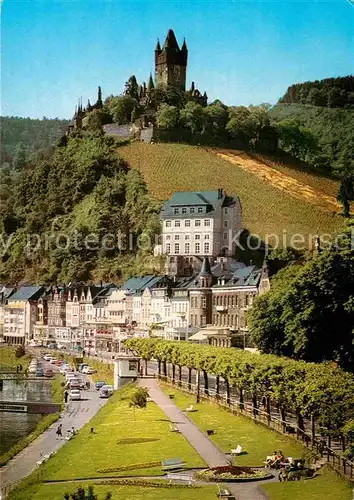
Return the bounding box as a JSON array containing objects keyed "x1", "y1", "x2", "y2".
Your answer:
[
  {"x1": 0, "y1": 374, "x2": 65, "y2": 467},
  {"x1": 0, "y1": 346, "x2": 31, "y2": 371}
]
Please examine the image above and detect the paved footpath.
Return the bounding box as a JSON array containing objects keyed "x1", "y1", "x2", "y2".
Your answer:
[
  {"x1": 0, "y1": 383, "x2": 108, "y2": 494},
  {"x1": 139, "y1": 377, "x2": 271, "y2": 500}
]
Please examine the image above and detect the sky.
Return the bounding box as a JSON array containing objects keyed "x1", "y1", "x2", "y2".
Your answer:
[{"x1": 1, "y1": 0, "x2": 354, "y2": 119}]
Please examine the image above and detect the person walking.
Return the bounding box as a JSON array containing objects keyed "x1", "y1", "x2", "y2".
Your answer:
[
  {"x1": 56, "y1": 424, "x2": 62, "y2": 439},
  {"x1": 64, "y1": 390, "x2": 69, "y2": 403}
]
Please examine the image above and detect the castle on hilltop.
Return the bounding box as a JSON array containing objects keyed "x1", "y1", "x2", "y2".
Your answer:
[{"x1": 66, "y1": 29, "x2": 207, "y2": 136}]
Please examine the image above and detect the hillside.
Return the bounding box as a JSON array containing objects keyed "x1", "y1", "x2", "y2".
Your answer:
[
  {"x1": 270, "y1": 104, "x2": 354, "y2": 175},
  {"x1": 0, "y1": 116, "x2": 69, "y2": 167},
  {"x1": 119, "y1": 142, "x2": 343, "y2": 245}
]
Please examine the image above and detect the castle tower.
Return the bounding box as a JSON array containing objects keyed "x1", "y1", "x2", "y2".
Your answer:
[{"x1": 155, "y1": 29, "x2": 187, "y2": 92}]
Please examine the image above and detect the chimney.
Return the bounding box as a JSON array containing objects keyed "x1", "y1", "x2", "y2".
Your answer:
[
  {"x1": 218, "y1": 188, "x2": 223, "y2": 199},
  {"x1": 100, "y1": 280, "x2": 103, "y2": 288}
]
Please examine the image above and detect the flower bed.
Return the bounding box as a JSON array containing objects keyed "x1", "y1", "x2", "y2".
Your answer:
[
  {"x1": 97, "y1": 461, "x2": 160, "y2": 473},
  {"x1": 97, "y1": 478, "x2": 200, "y2": 489},
  {"x1": 196, "y1": 465, "x2": 272, "y2": 482}
]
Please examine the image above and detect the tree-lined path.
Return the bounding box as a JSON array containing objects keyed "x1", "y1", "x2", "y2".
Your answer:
[{"x1": 138, "y1": 377, "x2": 272, "y2": 500}]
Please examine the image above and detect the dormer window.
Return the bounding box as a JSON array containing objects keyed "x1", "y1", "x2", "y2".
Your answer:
[
  {"x1": 173, "y1": 208, "x2": 180, "y2": 215},
  {"x1": 182, "y1": 207, "x2": 187, "y2": 214},
  {"x1": 198, "y1": 207, "x2": 203, "y2": 213},
  {"x1": 165, "y1": 220, "x2": 172, "y2": 227},
  {"x1": 190, "y1": 207, "x2": 195, "y2": 214}
]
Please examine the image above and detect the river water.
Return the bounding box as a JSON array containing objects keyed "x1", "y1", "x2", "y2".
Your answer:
[{"x1": 0, "y1": 376, "x2": 52, "y2": 455}]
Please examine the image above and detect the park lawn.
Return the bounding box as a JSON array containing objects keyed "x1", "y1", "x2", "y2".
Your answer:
[
  {"x1": 0, "y1": 346, "x2": 31, "y2": 370},
  {"x1": 162, "y1": 385, "x2": 304, "y2": 467},
  {"x1": 39, "y1": 383, "x2": 205, "y2": 482},
  {"x1": 262, "y1": 465, "x2": 353, "y2": 500},
  {"x1": 15, "y1": 481, "x2": 218, "y2": 500}
]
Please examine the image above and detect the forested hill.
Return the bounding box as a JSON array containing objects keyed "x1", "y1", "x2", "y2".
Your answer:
[
  {"x1": 270, "y1": 104, "x2": 354, "y2": 176},
  {"x1": 279, "y1": 75, "x2": 354, "y2": 109},
  {"x1": 0, "y1": 116, "x2": 69, "y2": 168},
  {"x1": 0, "y1": 129, "x2": 162, "y2": 284}
]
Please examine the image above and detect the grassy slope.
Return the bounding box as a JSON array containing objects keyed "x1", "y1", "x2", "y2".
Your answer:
[
  {"x1": 262, "y1": 465, "x2": 352, "y2": 500},
  {"x1": 10, "y1": 384, "x2": 214, "y2": 500},
  {"x1": 161, "y1": 386, "x2": 353, "y2": 500},
  {"x1": 119, "y1": 143, "x2": 342, "y2": 245},
  {"x1": 0, "y1": 347, "x2": 31, "y2": 370},
  {"x1": 161, "y1": 386, "x2": 304, "y2": 467},
  {"x1": 20, "y1": 482, "x2": 217, "y2": 500}
]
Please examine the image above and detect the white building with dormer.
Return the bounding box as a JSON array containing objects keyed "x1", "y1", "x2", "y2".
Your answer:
[{"x1": 160, "y1": 188, "x2": 242, "y2": 276}]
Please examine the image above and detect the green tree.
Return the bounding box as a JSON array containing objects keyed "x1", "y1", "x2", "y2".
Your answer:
[
  {"x1": 226, "y1": 106, "x2": 259, "y2": 144},
  {"x1": 12, "y1": 142, "x2": 27, "y2": 170},
  {"x1": 203, "y1": 103, "x2": 228, "y2": 137},
  {"x1": 125, "y1": 75, "x2": 139, "y2": 101},
  {"x1": 180, "y1": 101, "x2": 205, "y2": 135},
  {"x1": 130, "y1": 387, "x2": 149, "y2": 409},
  {"x1": 64, "y1": 485, "x2": 111, "y2": 500},
  {"x1": 156, "y1": 104, "x2": 180, "y2": 130},
  {"x1": 249, "y1": 222, "x2": 354, "y2": 370},
  {"x1": 106, "y1": 95, "x2": 137, "y2": 125}
]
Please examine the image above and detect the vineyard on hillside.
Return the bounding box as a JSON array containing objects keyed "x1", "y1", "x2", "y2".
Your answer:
[{"x1": 119, "y1": 142, "x2": 343, "y2": 246}]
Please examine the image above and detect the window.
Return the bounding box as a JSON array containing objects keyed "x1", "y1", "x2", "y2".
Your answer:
[
  {"x1": 129, "y1": 361, "x2": 137, "y2": 371},
  {"x1": 204, "y1": 234, "x2": 209, "y2": 239},
  {"x1": 166, "y1": 220, "x2": 172, "y2": 227},
  {"x1": 223, "y1": 232, "x2": 228, "y2": 240},
  {"x1": 201, "y1": 315, "x2": 206, "y2": 326},
  {"x1": 185, "y1": 220, "x2": 191, "y2": 227},
  {"x1": 166, "y1": 235, "x2": 171, "y2": 240},
  {"x1": 195, "y1": 220, "x2": 201, "y2": 227},
  {"x1": 166, "y1": 243, "x2": 171, "y2": 254},
  {"x1": 173, "y1": 208, "x2": 180, "y2": 215},
  {"x1": 182, "y1": 207, "x2": 187, "y2": 214},
  {"x1": 224, "y1": 220, "x2": 228, "y2": 227},
  {"x1": 190, "y1": 207, "x2": 195, "y2": 214},
  {"x1": 185, "y1": 242, "x2": 190, "y2": 254},
  {"x1": 195, "y1": 234, "x2": 200, "y2": 240},
  {"x1": 204, "y1": 242, "x2": 210, "y2": 254},
  {"x1": 185, "y1": 234, "x2": 190, "y2": 240},
  {"x1": 198, "y1": 207, "x2": 204, "y2": 213},
  {"x1": 174, "y1": 234, "x2": 180, "y2": 240},
  {"x1": 174, "y1": 243, "x2": 180, "y2": 254},
  {"x1": 224, "y1": 208, "x2": 228, "y2": 214},
  {"x1": 175, "y1": 220, "x2": 181, "y2": 227},
  {"x1": 195, "y1": 242, "x2": 201, "y2": 254},
  {"x1": 204, "y1": 219, "x2": 211, "y2": 226},
  {"x1": 201, "y1": 296, "x2": 207, "y2": 308}
]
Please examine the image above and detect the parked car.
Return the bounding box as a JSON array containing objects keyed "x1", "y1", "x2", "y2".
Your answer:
[
  {"x1": 69, "y1": 389, "x2": 81, "y2": 401},
  {"x1": 56, "y1": 359, "x2": 63, "y2": 365},
  {"x1": 65, "y1": 373, "x2": 79, "y2": 381},
  {"x1": 49, "y1": 358, "x2": 57, "y2": 364},
  {"x1": 59, "y1": 364, "x2": 70, "y2": 374},
  {"x1": 36, "y1": 367, "x2": 44, "y2": 377},
  {"x1": 95, "y1": 381, "x2": 106, "y2": 391},
  {"x1": 47, "y1": 343, "x2": 57, "y2": 349},
  {"x1": 68, "y1": 379, "x2": 84, "y2": 390},
  {"x1": 43, "y1": 354, "x2": 52, "y2": 361},
  {"x1": 78, "y1": 363, "x2": 89, "y2": 372},
  {"x1": 82, "y1": 366, "x2": 96, "y2": 374},
  {"x1": 44, "y1": 368, "x2": 54, "y2": 378},
  {"x1": 99, "y1": 385, "x2": 113, "y2": 398}
]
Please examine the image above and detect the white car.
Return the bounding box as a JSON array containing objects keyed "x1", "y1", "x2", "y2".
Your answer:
[
  {"x1": 65, "y1": 372, "x2": 78, "y2": 381},
  {"x1": 69, "y1": 389, "x2": 81, "y2": 401},
  {"x1": 59, "y1": 365, "x2": 71, "y2": 374},
  {"x1": 49, "y1": 358, "x2": 57, "y2": 364},
  {"x1": 43, "y1": 354, "x2": 52, "y2": 361},
  {"x1": 82, "y1": 366, "x2": 96, "y2": 374},
  {"x1": 99, "y1": 385, "x2": 113, "y2": 398}
]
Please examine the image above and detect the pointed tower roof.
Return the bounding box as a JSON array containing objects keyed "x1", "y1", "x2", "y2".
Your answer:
[
  {"x1": 155, "y1": 39, "x2": 161, "y2": 51},
  {"x1": 147, "y1": 73, "x2": 155, "y2": 90},
  {"x1": 181, "y1": 38, "x2": 187, "y2": 51},
  {"x1": 162, "y1": 29, "x2": 180, "y2": 50},
  {"x1": 199, "y1": 257, "x2": 212, "y2": 277}
]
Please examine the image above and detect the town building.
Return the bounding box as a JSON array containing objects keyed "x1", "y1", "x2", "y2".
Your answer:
[
  {"x1": 160, "y1": 189, "x2": 243, "y2": 276},
  {"x1": 3, "y1": 286, "x2": 45, "y2": 345},
  {"x1": 0, "y1": 287, "x2": 16, "y2": 342}
]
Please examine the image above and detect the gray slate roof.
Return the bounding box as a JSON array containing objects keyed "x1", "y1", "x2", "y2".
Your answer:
[{"x1": 8, "y1": 286, "x2": 44, "y2": 301}]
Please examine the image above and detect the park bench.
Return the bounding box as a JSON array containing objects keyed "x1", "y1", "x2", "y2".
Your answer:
[
  {"x1": 231, "y1": 444, "x2": 242, "y2": 455},
  {"x1": 217, "y1": 485, "x2": 235, "y2": 498},
  {"x1": 169, "y1": 423, "x2": 179, "y2": 432},
  {"x1": 167, "y1": 473, "x2": 196, "y2": 485},
  {"x1": 161, "y1": 457, "x2": 185, "y2": 471},
  {"x1": 185, "y1": 404, "x2": 194, "y2": 412}
]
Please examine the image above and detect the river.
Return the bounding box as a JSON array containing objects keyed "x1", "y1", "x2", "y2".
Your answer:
[{"x1": 0, "y1": 376, "x2": 52, "y2": 455}]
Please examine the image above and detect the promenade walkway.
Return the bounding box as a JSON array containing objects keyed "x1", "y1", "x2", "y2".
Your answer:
[
  {"x1": 0, "y1": 384, "x2": 108, "y2": 494},
  {"x1": 139, "y1": 377, "x2": 271, "y2": 500}
]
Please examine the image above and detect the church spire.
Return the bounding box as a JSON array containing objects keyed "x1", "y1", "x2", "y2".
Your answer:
[
  {"x1": 147, "y1": 73, "x2": 155, "y2": 91},
  {"x1": 181, "y1": 38, "x2": 187, "y2": 51}
]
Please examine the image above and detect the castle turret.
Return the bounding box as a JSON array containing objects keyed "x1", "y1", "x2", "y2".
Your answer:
[
  {"x1": 155, "y1": 29, "x2": 187, "y2": 92},
  {"x1": 199, "y1": 257, "x2": 213, "y2": 288}
]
